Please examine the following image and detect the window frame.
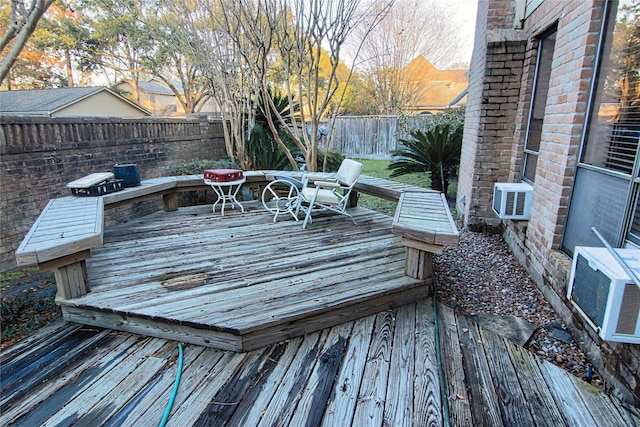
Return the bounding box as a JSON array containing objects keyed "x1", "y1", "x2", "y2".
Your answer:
[
  {"x1": 523, "y1": 26, "x2": 557, "y2": 184},
  {"x1": 564, "y1": 0, "x2": 640, "y2": 252}
]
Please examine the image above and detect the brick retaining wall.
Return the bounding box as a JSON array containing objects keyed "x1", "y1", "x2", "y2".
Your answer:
[{"x1": 0, "y1": 116, "x2": 226, "y2": 270}]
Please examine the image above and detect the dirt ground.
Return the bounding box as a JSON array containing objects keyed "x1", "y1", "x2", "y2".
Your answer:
[{"x1": 0, "y1": 269, "x2": 60, "y2": 349}]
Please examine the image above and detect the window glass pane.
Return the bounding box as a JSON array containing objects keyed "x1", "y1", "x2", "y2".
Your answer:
[
  {"x1": 563, "y1": 168, "x2": 628, "y2": 255},
  {"x1": 581, "y1": 2, "x2": 640, "y2": 175},
  {"x1": 628, "y1": 186, "x2": 640, "y2": 245},
  {"x1": 524, "y1": 152, "x2": 538, "y2": 181},
  {"x1": 523, "y1": 30, "x2": 556, "y2": 181},
  {"x1": 526, "y1": 118, "x2": 543, "y2": 153},
  {"x1": 526, "y1": 31, "x2": 555, "y2": 152}
]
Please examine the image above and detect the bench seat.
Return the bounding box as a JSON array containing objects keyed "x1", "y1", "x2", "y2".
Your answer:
[
  {"x1": 392, "y1": 191, "x2": 460, "y2": 279},
  {"x1": 15, "y1": 197, "x2": 103, "y2": 267}
]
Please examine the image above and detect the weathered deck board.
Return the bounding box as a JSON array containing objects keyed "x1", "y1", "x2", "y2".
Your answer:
[
  {"x1": 385, "y1": 303, "x2": 416, "y2": 426},
  {"x1": 351, "y1": 310, "x2": 395, "y2": 425},
  {"x1": 437, "y1": 304, "x2": 473, "y2": 426},
  {"x1": 320, "y1": 316, "x2": 375, "y2": 426},
  {"x1": 355, "y1": 175, "x2": 434, "y2": 200},
  {"x1": 479, "y1": 326, "x2": 538, "y2": 426},
  {"x1": 227, "y1": 335, "x2": 307, "y2": 426},
  {"x1": 3, "y1": 302, "x2": 635, "y2": 426},
  {"x1": 414, "y1": 299, "x2": 443, "y2": 426},
  {"x1": 456, "y1": 315, "x2": 505, "y2": 426},
  {"x1": 60, "y1": 205, "x2": 429, "y2": 351},
  {"x1": 504, "y1": 335, "x2": 569, "y2": 426},
  {"x1": 392, "y1": 192, "x2": 459, "y2": 246}
]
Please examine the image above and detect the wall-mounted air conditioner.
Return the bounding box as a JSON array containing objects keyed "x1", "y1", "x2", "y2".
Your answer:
[
  {"x1": 492, "y1": 182, "x2": 533, "y2": 220},
  {"x1": 568, "y1": 246, "x2": 640, "y2": 344}
]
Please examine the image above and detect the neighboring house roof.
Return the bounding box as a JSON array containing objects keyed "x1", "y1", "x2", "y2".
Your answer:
[
  {"x1": 118, "y1": 78, "x2": 219, "y2": 118},
  {"x1": 137, "y1": 80, "x2": 175, "y2": 96},
  {"x1": 401, "y1": 56, "x2": 469, "y2": 111},
  {"x1": 0, "y1": 87, "x2": 151, "y2": 117},
  {"x1": 449, "y1": 88, "x2": 468, "y2": 107}
]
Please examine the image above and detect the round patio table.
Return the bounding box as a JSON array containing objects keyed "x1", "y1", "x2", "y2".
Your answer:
[{"x1": 205, "y1": 177, "x2": 246, "y2": 216}]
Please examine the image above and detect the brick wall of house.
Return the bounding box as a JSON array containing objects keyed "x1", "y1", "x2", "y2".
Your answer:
[
  {"x1": 459, "y1": 0, "x2": 640, "y2": 403},
  {"x1": 521, "y1": 0, "x2": 597, "y2": 285},
  {"x1": 457, "y1": 0, "x2": 527, "y2": 232},
  {"x1": 0, "y1": 116, "x2": 227, "y2": 271},
  {"x1": 456, "y1": 0, "x2": 487, "y2": 224}
]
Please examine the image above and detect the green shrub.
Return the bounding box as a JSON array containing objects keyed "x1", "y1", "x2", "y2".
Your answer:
[
  {"x1": 389, "y1": 124, "x2": 463, "y2": 194},
  {"x1": 316, "y1": 149, "x2": 345, "y2": 172},
  {"x1": 167, "y1": 158, "x2": 238, "y2": 176},
  {"x1": 247, "y1": 86, "x2": 299, "y2": 170},
  {"x1": 427, "y1": 106, "x2": 465, "y2": 132}
]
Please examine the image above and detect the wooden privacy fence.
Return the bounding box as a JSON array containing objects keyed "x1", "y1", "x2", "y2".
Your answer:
[{"x1": 325, "y1": 115, "x2": 431, "y2": 158}]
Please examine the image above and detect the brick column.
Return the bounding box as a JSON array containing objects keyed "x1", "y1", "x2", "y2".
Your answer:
[{"x1": 457, "y1": 0, "x2": 526, "y2": 232}]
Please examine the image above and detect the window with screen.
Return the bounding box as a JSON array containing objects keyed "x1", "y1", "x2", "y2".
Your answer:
[
  {"x1": 580, "y1": 3, "x2": 640, "y2": 176},
  {"x1": 523, "y1": 29, "x2": 556, "y2": 183},
  {"x1": 563, "y1": 1, "x2": 640, "y2": 253}
]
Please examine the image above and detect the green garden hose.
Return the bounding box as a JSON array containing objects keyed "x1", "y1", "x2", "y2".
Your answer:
[{"x1": 159, "y1": 342, "x2": 184, "y2": 427}]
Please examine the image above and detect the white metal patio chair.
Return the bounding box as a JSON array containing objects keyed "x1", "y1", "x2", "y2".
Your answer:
[
  {"x1": 295, "y1": 158, "x2": 364, "y2": 229},
  {"x1": 261, "y1": 175, "x2": 304, "y2": 222}
]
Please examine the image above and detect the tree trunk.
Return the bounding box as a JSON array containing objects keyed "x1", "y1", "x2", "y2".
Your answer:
[
  {"x1": 65, "y1": 50, "x2": 74, "y2": 87},
  {"x1": 0, "y1": 0, "x2": 56, "y2": 85},
  {"x1": 430, "y1": 165, "x2": 447, "y2": 194}
]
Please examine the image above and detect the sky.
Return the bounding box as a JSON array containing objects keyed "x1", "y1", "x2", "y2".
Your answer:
[{"x1": 448, "y1": 0, "x2": 480, "y2": 65}]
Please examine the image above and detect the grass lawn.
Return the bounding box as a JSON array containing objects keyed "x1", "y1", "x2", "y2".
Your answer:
[{"x1": 355, "y1": 158, "x2": 431, "y2": 216}]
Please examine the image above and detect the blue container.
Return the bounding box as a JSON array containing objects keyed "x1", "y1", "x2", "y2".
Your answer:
[{"x1": 114, "y1": 164, "x2": 141, "y2": 187}]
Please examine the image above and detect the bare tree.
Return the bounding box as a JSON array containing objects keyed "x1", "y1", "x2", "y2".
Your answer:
[
  {"x1": 172, "y1": 0, "x2": 260, "y2": 168},
  {"x1": 0, "y1": 0, "x2": 55, "y2": 85},
  {"x1": 353, "y1": 0, "x2": 464, "y2": 114},
  {"x1": 220, "y1": 0, "x2": 391, "y2": 171},
  {"x1": 141, "y1": 7, "x2": 212, "y2": 115},
  {"x1": 171, "y1": 0, "x2": 390, "y2": 171}
]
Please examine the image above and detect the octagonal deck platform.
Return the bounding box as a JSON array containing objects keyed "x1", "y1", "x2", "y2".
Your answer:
[{"x1": 59, "y1": 203, "x2": 427, "y2": 351}]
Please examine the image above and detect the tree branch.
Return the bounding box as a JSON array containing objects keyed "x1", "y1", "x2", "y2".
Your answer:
[{"x1": 0, "y1": 0, "x2": 55, "y2": 85}]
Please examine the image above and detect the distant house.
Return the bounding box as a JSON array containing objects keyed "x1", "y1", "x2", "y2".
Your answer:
[
  {"x1": 400, "y1": 56, "x2": 468, "y2": 113},
  {"x1": 0, "y1": 87, "x2": 150, "y2": 118},
  {"x1": 117, "y1": 79, "x2": 178, "y2": 117},
  {"x1": 117, "y1": 78, "x2": 218, "y2": 117}
]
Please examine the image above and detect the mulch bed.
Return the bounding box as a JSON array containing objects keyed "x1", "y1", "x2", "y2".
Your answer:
[
  {"x1": 434, "y1": 226, "x2": 606, "y2": 390},
  {"x1": 0, "y1": 269, "x2": 60, "y2": 350}
]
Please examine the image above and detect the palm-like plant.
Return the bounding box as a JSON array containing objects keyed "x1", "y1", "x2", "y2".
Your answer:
[
  {"x1": 388, "y1": 124, "x2": 463, "y2": 195},
  {"x1": 247, "y1": 87, "x2": 299, "y2": 170}
]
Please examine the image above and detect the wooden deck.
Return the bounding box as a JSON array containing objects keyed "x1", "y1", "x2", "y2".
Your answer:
[
  {"x1": 2, "y1": 301, "x2": 638, "y2": 426},
  {"x1": 59, "y1": 204, "x2": 428, "y2": 351},
  {"x1": 6, "y1": 197, "x2": 639, "y2": 425}
]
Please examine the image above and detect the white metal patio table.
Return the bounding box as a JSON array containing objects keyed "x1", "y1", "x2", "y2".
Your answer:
[{"x1": 205, "y1": 177, "x2": 246, "y2": 216}]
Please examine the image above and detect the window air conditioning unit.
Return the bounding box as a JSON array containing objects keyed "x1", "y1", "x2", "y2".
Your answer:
[
  {"x1": 492, "y1": 182, "x2": 533, "y2": 220},
  {"x1": 567, "y1": 246, "x2": 640, "y2": 344}
]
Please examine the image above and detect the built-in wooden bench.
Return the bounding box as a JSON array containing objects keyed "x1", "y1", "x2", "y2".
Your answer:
[
  {"x1": 16, "y1": 171, "x2": 458, "y2": 305},
  {"x1": 15, "y1": 197, "x2": 102, "y2": 300},
  {"x1": 391, "y1": 191, "x2": 460, "y2": 280},
  {"x1": 15, "y1": 175, "x2": 227, "y2": 299}
]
